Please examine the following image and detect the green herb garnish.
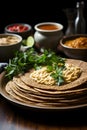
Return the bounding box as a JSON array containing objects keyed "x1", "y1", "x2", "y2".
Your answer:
[{"x1": 5, "y1": 48, "x2": 66, "y2": 85}]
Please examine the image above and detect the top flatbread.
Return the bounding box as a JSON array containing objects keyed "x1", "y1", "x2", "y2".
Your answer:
[{"x1": 20, "y1": 59, "x2": 87, "y2": 91}]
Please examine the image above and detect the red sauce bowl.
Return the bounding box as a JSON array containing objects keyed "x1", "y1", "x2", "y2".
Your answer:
[{"x1": 5, "y1": 23, "x2": 33, "y2": 39}]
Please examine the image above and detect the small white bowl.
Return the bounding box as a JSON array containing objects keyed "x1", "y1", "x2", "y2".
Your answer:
[{"x1": 34, "y1": 22, "x2": 64, "y2": 51}]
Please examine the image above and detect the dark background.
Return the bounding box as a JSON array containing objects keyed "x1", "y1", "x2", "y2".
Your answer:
[{"x1": 0, "y1": 0, "x2": 87, "y2": 34}]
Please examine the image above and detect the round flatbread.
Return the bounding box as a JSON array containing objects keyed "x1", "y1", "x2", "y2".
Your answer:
[{"x1": 20, "y1": 59, "x2": 87, "y2": 91}]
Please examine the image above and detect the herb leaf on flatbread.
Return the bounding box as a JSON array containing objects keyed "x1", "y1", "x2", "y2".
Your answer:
[{"x1": 5, "y1": 48, "x2": 66, "y2": 85}]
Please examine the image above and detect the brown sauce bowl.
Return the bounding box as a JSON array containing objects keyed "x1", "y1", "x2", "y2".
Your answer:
[{"x1": 60, "y1": 34, "x2": 87, "y2": 61}]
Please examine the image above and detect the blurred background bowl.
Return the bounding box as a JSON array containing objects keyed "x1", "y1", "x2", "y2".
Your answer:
[
  {"x1": 0, "y1": 33, "x2": 22, "y2": 62},
  {"x1": 60, "y1": 34, "x2": 87, "y2": 61},
  {"x1": 4, "y1": 23, "x2": 33, "y2": 39},
  {"x1": 34, "y1": 22, "x2": 64, "y2": 51}
]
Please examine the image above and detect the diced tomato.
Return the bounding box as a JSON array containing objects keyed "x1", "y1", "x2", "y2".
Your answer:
[{"x1": 7, "y1": 24, "x2": 29, "y2": 32}]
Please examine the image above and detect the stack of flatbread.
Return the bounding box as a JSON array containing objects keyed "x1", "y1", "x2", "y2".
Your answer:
[{"x1": 4, "y1": 59, "x2": 87, "y2": 109}]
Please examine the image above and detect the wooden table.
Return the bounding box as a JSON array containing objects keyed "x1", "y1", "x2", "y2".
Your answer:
[{"x1": 0, "y1": 94, "x2": 87, "y2": 130}]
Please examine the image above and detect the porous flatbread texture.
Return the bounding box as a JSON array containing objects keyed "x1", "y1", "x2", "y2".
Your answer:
[
  {"x1": 5, "y1": 78, "x2": 87, "y2": 108},
  {"x1": 20, "y1": 59, "x2": 87, "y2": 91},
  {"x1": 3, "y1": 59, "x2": 87, "y2": 108},
  {"x1": 13, "y1": 76, "x2": 87, "y2": 96}
]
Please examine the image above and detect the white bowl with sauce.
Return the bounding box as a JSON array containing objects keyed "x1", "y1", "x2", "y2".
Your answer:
[
  {"x1": 0, "y1": 33, "x2": 22, "y2": 62},
  {"x1": 34, "y1": 22, "x2": 63, "y2": 51},
  {"x1": 60, "y1": 34, "x2": 87, "y2": 61}
]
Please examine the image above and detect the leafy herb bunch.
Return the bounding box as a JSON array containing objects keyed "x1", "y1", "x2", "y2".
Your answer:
[{"x1": 5, "y1": 48, "x2": 66, "y2": 85}]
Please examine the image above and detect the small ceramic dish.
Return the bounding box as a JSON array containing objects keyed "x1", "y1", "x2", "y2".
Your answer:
[
  {"x1": 34, "y1": 22, "x2": 64, "y2": 51},
  {"x1": 0, "y1": 33, "x2": 22, "y2": 62},
  {"x1": 4, "y1": 23, "x2": 33, "y2": 39},
  {"x1": 60, "y1": 34, "x2": 87, "y2": 61}
]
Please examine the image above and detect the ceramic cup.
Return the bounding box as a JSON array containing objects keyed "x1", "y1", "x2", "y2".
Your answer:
[{"x1": 34, "y1": 22, "x2": 63, "y2": 51}]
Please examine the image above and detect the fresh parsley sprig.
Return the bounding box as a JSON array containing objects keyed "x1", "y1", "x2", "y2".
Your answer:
[{"x1": 5, "y1": 48, "x2": 66, "y2": 85}]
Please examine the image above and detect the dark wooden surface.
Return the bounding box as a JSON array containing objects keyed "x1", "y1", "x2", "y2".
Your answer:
[{"x1": 0, "y1": 94, "x2": 87, "y2": 130}]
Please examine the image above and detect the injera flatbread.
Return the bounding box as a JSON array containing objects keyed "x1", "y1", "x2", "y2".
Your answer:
[
  {"x1": 6, "y1": 78, "x2": 87, "y2": 100},
  {"x1": 13, "y1": 77, "x2": 38, "y2": 93},
  {"x1": 20, "y1": 59, "x2": 87, "y2": 91},
  {"x1": 33, "y1": 82, "x2": 87, "y2": 95},
  {"x1": 5, "y1": 79, "x2": 87, "y2": 107},
  {"x1": 5, "y1": 81, "x2": 45, "y2": 103},
  {"x1": 13, "y1": 77, "x2": 87, "y2": 96},
  {"x1": 13, "y1": 85, "x2": 87, "y2": 102}
]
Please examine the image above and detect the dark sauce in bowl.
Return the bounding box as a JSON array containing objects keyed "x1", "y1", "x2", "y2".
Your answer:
[{"x1": 38, "y1": 24, "x2": 59, "y2": 30}]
